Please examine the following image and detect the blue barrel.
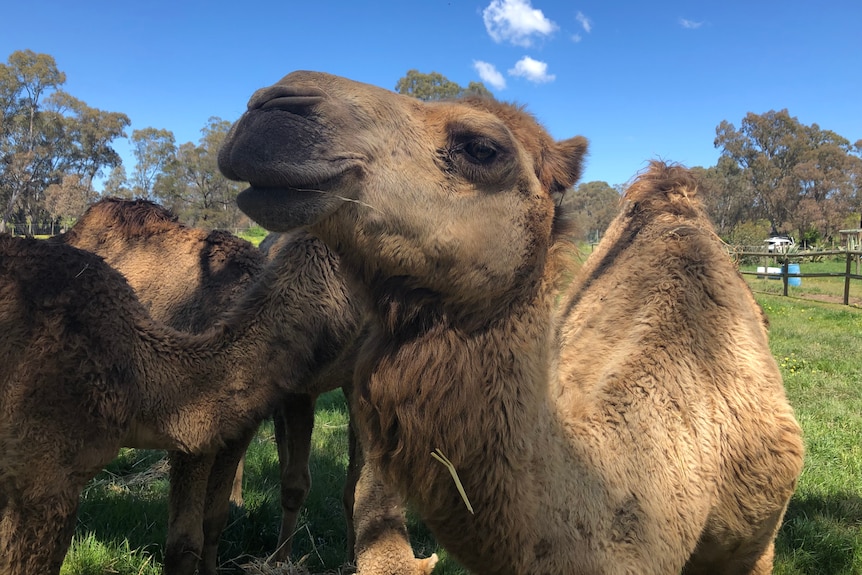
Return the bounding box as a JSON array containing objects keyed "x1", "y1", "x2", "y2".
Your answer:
[{"x1": 787, "y1": 263, "x2": 801, "y2": 286}]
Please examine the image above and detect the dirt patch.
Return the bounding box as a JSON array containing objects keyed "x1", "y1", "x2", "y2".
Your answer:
[
  {"x1": 756, "y1": 291, "x2": 862, "y2": 308},
  {"x1": 799, "y1": 293, "x2": 862, "y2": 307}
]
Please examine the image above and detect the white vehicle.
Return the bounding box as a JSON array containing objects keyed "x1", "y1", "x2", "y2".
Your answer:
[{"x1": 765, "y1": 236, "x2": 795, "y2": 253}]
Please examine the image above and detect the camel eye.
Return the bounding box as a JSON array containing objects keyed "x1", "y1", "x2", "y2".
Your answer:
[
  {"x1": 444, "y1": 125, "x2": 516, "y2": 186},
  {"x1": 463, "y1": 140, "x2": 497, "y2": 163}
]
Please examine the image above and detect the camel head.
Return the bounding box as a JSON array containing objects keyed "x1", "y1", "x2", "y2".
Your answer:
[{"x1": 220, "y1": 71, "x2": 587, "y2": 316}]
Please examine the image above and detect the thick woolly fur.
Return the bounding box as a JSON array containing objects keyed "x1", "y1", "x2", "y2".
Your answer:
[
  {"x1": 58, "y1": 197, "x2": 265, "y2": 333},
  {"x1": 219, "y1": 71, "x2": 804, "y2": 575},
  {"x1": 0, "y1": 228, "x2": 360, "y2": 575},
  {"x1": 55, "y1": 198, "x2": 360, "y2": 575}
]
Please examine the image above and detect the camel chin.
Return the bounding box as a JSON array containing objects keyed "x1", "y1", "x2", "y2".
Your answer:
[{"x1": 237, "y1": 186, "x2": 344, "y2": 231}]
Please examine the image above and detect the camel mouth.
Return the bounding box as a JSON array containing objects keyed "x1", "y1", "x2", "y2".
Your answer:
[
  {"x1": 223, "y1": 78, "x2": 368, "y2": 230},
  {"x1": 237, "y1": 183, "x2": 346, "y2": 232}
]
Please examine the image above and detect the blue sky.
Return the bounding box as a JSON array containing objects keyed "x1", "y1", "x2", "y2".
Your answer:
[{"x1": 3, "y1": 0, "x2": 860, "y2": 188}]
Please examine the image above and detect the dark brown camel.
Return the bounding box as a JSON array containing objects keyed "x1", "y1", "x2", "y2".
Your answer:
[
  {"x1": 55, "y1": 198, "x2": 352, "y2": 574},
  {"x1": 0, "y1": 230, "x2": 360, "y2": 575},
  {"x1": 218, "y1": 70, "x2": 805, "y2": 574}
]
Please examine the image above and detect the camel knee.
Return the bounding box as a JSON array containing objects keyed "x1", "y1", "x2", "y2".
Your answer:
[{"x1": 280, "y1": 470, "x2": 312, "y2": 512}]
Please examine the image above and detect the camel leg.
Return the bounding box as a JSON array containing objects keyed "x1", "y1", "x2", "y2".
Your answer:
[
  {"x1": 164, "y1": 451, "x2": 214, "y2": 575},
  {"x1": 343, "y1": 391, "x2": 360, "y2": 564},
  {"x1": 0, "y1": 489, "x2": 79, "y2": 575},
  {"x1": 748, "y1": 541, "x2": 775, "y2": 575},
  {"x1": 353, "y1": 461, "x2": 438, "y2": 575},
  {"x1": 197, "y1": 429, "x2": 257, "y2": 575},
  {"x1": 684, "y1": 518, "x2": 781, "y2": 575},
  {"x1": 229, "y1": 453, "x2": 245, "y2": 507},
  {"x1": 271, "y1": 393, "x2": 316, "y2": 561}
]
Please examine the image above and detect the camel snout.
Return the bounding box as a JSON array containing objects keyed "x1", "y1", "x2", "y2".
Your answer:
[{"x1": 248, "y1": 84, "x2": 326, "y2": 112}]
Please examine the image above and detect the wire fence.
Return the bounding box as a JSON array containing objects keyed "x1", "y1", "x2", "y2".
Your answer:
[
  {"x1": 2, "y1": 222, "x2": 262, "y2": 238},
  {"x1": 2, "y1": 222, "x2": 61, "y2": 236}
]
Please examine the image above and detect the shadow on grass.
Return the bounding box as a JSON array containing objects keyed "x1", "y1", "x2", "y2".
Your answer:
[
  {"x1": 74, "y1": 449, "x2": 171, "y2": 565},
  {"x1": 220, "y1": 389, "x2": 355, "y2": 572},
  {"x1": 71, "y1": 390, "x2": 455, "y2": 574},
  {"x1": 776, "y1": 492, "x2": 862, "y2": 575}
]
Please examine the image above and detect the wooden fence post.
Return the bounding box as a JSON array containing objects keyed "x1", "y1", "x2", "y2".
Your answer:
[{"x1": 845, "y1": 251, "x2": 852, "y2": 306}]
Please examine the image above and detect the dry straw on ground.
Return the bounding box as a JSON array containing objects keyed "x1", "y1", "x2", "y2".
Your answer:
[{"x1": 237, "y1": 556, "x2": 354, "y2": 575}]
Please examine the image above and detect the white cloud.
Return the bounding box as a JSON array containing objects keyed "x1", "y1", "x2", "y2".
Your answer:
[
  {"x1": 679, "y1": 18, "x2": 703, "y2": 29},
  {"x1": 571, "y1": 33, "x2": 582, "y2": 43},
  {"x1": 473, "y1": 60, "x2": 507, "y2": 90},
  {"x1": 508, "y1": 56, "x2": 556, "y2": 83},
  {"x1": 483, "y1": 0, "x2": 558, "y2": 47},
  {"x1": 575, "y1": 11, "x2": 592, "y2": 33}
]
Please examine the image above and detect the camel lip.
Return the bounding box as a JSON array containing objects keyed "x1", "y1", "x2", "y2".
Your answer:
[
  {"x1": 239, "y1": 159, "x2": 361, "y2": 193},
  {"x1": 258, "y1": 95, "x2": 325, "y2": 112},
  {"x1": 236, "y1": 185, "x2": 345, "y2": 232},
  {"x1": 239, "y1": 184, "x2": 332, "y2": 208}
]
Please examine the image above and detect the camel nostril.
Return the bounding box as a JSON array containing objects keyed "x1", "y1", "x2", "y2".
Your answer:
[
  {"x1": 260, "y1": 95, "x2": 325, "y2": 113},
  {"x1": 248, "y1": 85, "x2": 326, "y2": 113}
]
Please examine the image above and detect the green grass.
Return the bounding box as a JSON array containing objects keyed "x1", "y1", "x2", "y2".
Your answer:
[
  {"x1": 60, "y1": 296, "x2": 862, "y2": 574},
  {"x1": 762, "y1": 296, "x2": 862, "y2": 575},
  {"x1": 236, "y1": 226, "x2": 269, "y2": 247}
]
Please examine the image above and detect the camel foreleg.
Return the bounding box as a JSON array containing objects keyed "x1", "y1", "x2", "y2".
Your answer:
[
  {"x1": 0, "y1": 487, "x2": 80, "y2": 575},
  {"x1": 272, "y1": 393, "x2": 316, "y2": 561},
  {"x1": 199, "y1": 431, "x2": 256, "y2": 575},
  {"x1": 164, "y1": 450, "x2": 213, "y2": 575},
  {"x1": 352, "y1": 461, "x2": 437, "y2": 575}
]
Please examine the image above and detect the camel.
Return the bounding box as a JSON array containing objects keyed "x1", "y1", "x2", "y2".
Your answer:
[
  {"x1": 0, "y1": 228, "x2": 362, "y2": 575},
  {"x1": 217, "y1": 70, "x2": 805, "y2": 575},
  {"x1": 54, "y1": 198, "x2": 352, "y2": 574}
]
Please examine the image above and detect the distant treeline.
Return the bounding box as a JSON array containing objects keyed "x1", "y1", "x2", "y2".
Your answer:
[{"x1": 2, "y1": 53, "x2": 860, "y2": 245}]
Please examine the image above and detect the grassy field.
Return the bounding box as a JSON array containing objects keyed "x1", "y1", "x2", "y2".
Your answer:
[
  {"x1": 59, "y1": 291, "x2": 862, "y2": 574},
  {"x1": 236, "y1": 226, "x2": 269, "y2": 248}
]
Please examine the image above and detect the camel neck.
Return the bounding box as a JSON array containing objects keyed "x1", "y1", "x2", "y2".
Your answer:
[
  {"x1": 128, "y1": 233, "x2": 358, "y2": 453},
  {"x1": 354, "y1": 273, "x2": 565, "y2": 572}
]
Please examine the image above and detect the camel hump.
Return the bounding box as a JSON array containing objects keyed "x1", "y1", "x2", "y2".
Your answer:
[
  {"x1": 69, "y1": 197, "x2": 180, "y2": 240},
  {"x1": 200, "y1": 228, "x2": 261, "y2": 268},
  {"x1": 623, "y1": 161, "x2": 702, "y2": 219}
]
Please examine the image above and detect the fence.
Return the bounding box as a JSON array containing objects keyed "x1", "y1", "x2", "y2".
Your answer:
[
  {"x1": 730, "y1": 247, "x2": 862, "y2": 306},
  {"x1": 2, "y1": 221, "x2": 61, "y2": 236}
]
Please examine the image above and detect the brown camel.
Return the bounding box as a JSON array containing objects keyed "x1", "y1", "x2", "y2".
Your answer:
[
  {"x1": 218, "y1": 70, "x2": 805, "y2": 575},
  {"x1": 0, "y1": 229, "x2": 361, "y2": 575},
  {"x1": 54, "y1": 198, "x2": 352, "y2": 574}
]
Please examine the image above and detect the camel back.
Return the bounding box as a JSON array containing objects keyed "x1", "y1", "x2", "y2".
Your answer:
[{"x1": 56, "y1": 198, "x2": 264, "y2": 333}]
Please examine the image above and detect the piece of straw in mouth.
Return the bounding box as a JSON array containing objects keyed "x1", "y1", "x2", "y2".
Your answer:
[{"x1": 431, "y1": 448, "x2": 474, "y2": 514}]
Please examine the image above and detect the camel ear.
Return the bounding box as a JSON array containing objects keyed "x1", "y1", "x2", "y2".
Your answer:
[
  {"x1": 557, "y1": 136, "x2": 589, "y2": 189},
  {"x1": 540, "y1": 136, "x2": 588, "y2": 193}
]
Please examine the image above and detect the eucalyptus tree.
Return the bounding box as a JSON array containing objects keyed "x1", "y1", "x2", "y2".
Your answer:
[
  {"x1": 0, "y1": 50, "x2": 128, "y2": 231},
  {"x1": 692, "y1": 158, "x2": 754, "y2": 239},
  {"x1": 395, "y1": 70, "x2": 492, "y2": 101},
  {"x1": 130, "y1": 127, "x2": 176, "y2": 201},
  {"x1": 558, "y1": 180, "x2": 621, "y2": 241},
  {"x1": 715, "y1": 109, "x2": 860, "y2": 242},
  {"x1": 154, "y1": 117, "x2": 246, "y2": 228}
]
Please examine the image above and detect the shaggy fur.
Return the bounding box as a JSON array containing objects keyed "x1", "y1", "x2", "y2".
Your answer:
[
  {"x1": 58, "y1": 198, "x2": 263, "y2": 333},
  {"x1": 55, "y1": 198, "x2": 356, "y2": 575},
  {"x1": 218, "y1": 71, "x2": 804, "y2": 575},
  {"x1": 0, "y1": 230, "x2": 360, "y2": 575}
]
